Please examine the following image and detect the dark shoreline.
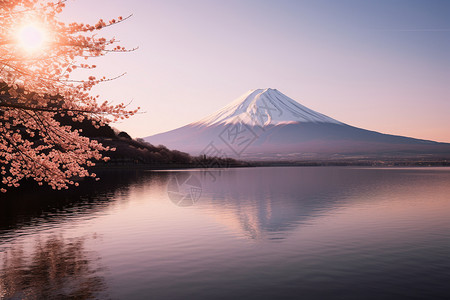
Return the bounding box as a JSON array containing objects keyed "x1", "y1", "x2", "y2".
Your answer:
[{"x1": 91, "y1": 159, "x2": 450, "y2": 171}]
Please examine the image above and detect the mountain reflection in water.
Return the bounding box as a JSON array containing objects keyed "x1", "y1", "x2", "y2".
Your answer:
[{"x1": 0, "y1": 167, "x2": 449, "y2": 300}]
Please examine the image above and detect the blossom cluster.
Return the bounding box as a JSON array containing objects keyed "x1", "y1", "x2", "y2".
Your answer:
[{"x1": 0, "y1": 0, "x2": 138, "y2": 192}]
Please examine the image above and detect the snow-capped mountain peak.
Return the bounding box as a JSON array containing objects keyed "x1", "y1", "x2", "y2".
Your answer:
[
  {"x1": 192, "y1": 88, "x2": 342, "y2": 127},
  {"x1": 144, "y1": 88, "x2": 449, "y2": 160}
]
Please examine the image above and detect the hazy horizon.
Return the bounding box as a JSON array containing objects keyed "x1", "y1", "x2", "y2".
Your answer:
[{"x1": 61, "y1": 0, "x2": 449, "y2": 142}]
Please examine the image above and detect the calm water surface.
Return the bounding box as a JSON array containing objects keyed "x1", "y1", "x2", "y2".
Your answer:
[{"x1": 1, "y1": 167, "x2": 450, "y2": 299}]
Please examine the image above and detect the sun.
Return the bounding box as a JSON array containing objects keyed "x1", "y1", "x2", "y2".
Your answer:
[{"x1": 17, "y1": 23, "x2": 47, "y2": 52}]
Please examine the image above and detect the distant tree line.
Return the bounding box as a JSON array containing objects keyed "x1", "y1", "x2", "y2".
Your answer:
[{"x1": 55, "y1": 114, "x2": 242, "y2": 167}]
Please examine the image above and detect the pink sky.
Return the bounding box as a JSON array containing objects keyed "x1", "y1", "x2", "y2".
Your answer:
[{"x1": 61, "y1": 0, "x2": 450, "y2": 142}]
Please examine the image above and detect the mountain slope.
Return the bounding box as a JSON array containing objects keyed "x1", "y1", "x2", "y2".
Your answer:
[{"x1": 144, "y1": 89, "x2": 450, "y2": 161}]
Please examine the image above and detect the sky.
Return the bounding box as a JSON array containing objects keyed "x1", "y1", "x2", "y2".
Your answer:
[{"x1": 61, "y1": 0, "x2": 450, "y2": 142}]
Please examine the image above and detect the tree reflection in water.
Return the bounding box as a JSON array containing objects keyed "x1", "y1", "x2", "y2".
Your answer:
[{"x1": 0, "y1": 235, "x2": 106, "y2": 299}]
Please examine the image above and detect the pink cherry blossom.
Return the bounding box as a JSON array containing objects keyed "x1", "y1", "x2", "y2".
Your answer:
[{"x1": 0, "y1": 0, "x2": 138, "y2": 192}]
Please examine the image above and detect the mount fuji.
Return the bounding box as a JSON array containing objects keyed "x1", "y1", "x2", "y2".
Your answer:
[{"x1": 144, "y1": 89, "x2": 450, "y2": 161}]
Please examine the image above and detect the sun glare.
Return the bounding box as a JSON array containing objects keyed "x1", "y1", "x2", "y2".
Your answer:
[{"x1": 17, "y1": 24, "x2": 47, "y2": 52}]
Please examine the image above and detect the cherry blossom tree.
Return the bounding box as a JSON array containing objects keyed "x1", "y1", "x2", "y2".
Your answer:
[{"x1": 0, "y1": 0, "x2": 138, "y2": 192}]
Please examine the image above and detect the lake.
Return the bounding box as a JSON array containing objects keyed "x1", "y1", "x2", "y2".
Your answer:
[{"x1": 1, "y1": 167, "x2": 450, "y2": 299}]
